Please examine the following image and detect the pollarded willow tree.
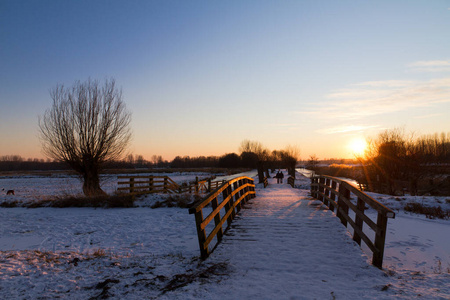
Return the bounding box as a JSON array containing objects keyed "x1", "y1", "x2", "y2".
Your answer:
[{"x1": 39, "y1": 78, "x2": 132, "y2": 196}]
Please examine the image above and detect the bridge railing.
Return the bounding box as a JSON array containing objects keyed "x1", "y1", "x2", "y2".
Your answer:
[
  {"x1": 287, "y1": 176, "x2": 295, "y2": 188},
  {"x1": 189, "y1": 176, "x2": 256, "y2": 259},
  {"x1": 311, "y1": 175, "x2": 395, "y2": 269}
]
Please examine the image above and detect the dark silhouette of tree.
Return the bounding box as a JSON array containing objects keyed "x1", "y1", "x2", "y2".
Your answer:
[
  {"x1": 218, "y1": 153, "x2": 241, "y2": 168},
  {"x1": 39, "y1": 78, "x2": 132, "y2": 196},
  {"x1": 240, "y1": 151, "x2": 259, "y2": 168}
]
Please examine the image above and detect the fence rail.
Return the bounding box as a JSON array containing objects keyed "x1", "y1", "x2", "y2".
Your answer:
[
  {"x1": 189, "y1": 176, "x2": 256, "y2": 259},
  {"x1": 311, "y1": 175, "x2": 395, "y2": 269},
  {"x1": 117, "y1": 175, "x2": 224, "y2": 196}
]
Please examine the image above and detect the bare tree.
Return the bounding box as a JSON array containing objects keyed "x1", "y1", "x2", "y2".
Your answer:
[{"x1": 39, "y1": 78, "x2": 132, "y2": 196}]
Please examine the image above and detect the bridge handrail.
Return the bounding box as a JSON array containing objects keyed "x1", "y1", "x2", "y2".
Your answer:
[
  {"x1": 189, "y1": 176, "x2": 256, "y2": 259},
  {"x1": 287, "y1": 176, "x2": 295, "y2": 188},
  {"x1": 311, "y1": 175, "x2": 395, "y2": 269}
]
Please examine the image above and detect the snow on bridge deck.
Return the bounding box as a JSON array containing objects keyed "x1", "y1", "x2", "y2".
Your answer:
[{"x1": 192, "y1": 176, "x2": 391, "y2": 299}]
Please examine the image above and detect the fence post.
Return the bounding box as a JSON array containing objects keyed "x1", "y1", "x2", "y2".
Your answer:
[
  {"x1": 318, "y1": 177, "x2": 325, "y2": 202},
  {"x1": 195, "y1": 177, "x2": 199, "y2": 194},
  {"x1": 373, "y1": 213, "x2": 388, "y2": 268},
  {"x1": 149, "y1": 176, "x2": 153, "y2": 193},
  {"x1": 234, "y1": 180, "x2": 241, "y2": 213},
  {"x1": 353, "y1": 197, "x2": 365, "y2": 245},
  {"x1": 207, "y1": 178, "x2": 212, "y2": 193},
  {"x1": 336, "y1": 184, "x2": 350, "y2": 227},
  {"x1": 164, "y1": 177, "x2": 168, "y2": 193},
  {"x1": 194, "y1": 210, "x2": 209, "y2": 259},
  {"x1": 329, "y1": 180, "x2": 337, "y2": 212},
  {"x1": 130, "y1": 178, "x2": 135, "y2": 200},
  {"x1": 324, "y1": 178, "x2": 330, "y2": 206},
  {"x1": 222, "y1": 184, "x2": 233, "y2": 227},
  {"x1": 211, "y1": 196, "x2": 223, "y2": 243}
]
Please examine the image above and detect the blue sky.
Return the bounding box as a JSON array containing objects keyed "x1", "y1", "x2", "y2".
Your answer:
[{"x1": 1, "y1": 0, "x2": 450, "y2": 160}]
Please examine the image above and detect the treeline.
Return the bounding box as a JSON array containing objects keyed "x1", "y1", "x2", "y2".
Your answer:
[
  {"x1": 0, "y1": 156, "x2": 70, "y2": 172},
  {"x1": 0, "y1": 140, "x2": 300, "y2": 172}
]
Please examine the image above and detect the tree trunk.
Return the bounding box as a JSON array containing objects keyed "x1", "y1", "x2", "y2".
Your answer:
[
  {"x1": 82, "y1": 168, "x2": 106, "y2": 197},
  {"x1": 257, "y1": 161, "x2": 265, "y2": 183}
]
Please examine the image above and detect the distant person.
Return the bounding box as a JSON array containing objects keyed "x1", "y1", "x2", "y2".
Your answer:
[
  {"x1": 275, "y1": 171, "x2": 281, "y2": 184},
  {"x1": 280, "y1": 171, "x2": 284, "y2": 183}
]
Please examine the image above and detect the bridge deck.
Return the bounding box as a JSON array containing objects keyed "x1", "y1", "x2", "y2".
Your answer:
[{"x1": 198, "y1": 176, "x2": 390, "y2": 299}]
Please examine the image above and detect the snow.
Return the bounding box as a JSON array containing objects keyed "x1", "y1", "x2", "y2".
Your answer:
[
  {"x1": 0, "y1": 171, "x2": 449, "y2": 299},
  {"x1": 0, "y1": 171, "x2": 219, "y2": 205}
]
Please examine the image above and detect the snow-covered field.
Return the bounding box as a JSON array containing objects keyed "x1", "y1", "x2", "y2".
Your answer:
[
  {"x1": 0, "y1": 171, "x2": 225, "y2": 204},
  {"x1": 0, "y1": 171, "x2": 449, "y2": 299}
]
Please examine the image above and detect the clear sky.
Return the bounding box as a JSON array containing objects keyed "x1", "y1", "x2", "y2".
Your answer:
[{"x1": 1, "y1": 0, "x2": 450, "y2": 161}]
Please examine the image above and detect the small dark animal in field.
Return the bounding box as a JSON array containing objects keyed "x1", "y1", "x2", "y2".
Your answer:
[{"x1": 2, "y1": 189, "x2": 15, "y2": 195}]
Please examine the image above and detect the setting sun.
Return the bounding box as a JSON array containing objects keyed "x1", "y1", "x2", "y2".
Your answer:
[{"x1": 349, "y1": 138, "x2": 367, "y2": 156}]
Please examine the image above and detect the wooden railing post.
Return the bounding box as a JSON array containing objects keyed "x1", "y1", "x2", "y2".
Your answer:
[
  {"x1": 336, "y1": 184, "x2": 350, "y2": 227},
  {"x1": 324, "y1": 178, "x2": 330, "y2": 206},
  {"x1": 234, "y1": 180, "x2": 241, "y2": 213},
  {"x1": 130, "y1": 178, "x2": 135, "y2": 200},
  {"x1": 329, "y1": 180, "x2": 337, "y2": 212},
  {"x1": 223, "y1": 184, "x2": 233, "y2": 227},
  {"x1": 353, "y1": 197, "x2": 365, "y2": 245},
  {"x1": 194, "y1": 210, "x2": 209, "y2": 259},
  {"x1": 207, "y1": 178, "x2": 212, "y2": 193},
  {"x1": 318, "y1": 177, "x2": 325, "y2": 201},
  {"x1": 211, "y1": 197, "x2": 223, "y2": 243},
  {"x1": 195, "y1": 177, "x2": 199, "y2": 194},
  {"x1": 149, "y1": 177, "x2": 153, "y2": 193},
  {"x1": 231, "y1": 182, "x2": 239, "y2": 218},
  {"x1": 163, "y1": 177, "x2": 168, "y2": 193},
  {"x1": 373, "y1": 213, "x2": 388, "y2": 268},
  {"x1": 244, "y1": 178, "x2": 250, "y2": 202}
]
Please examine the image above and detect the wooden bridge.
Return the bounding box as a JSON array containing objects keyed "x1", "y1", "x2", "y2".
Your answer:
[
  {"x1": 190, "y1": 172, "x2": 395, "y2": 270},
  {"x1": 188, "y1": 176, "x2": 395, "y2": 299}
]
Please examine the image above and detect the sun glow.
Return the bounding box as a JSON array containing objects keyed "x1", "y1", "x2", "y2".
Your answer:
[{"x1": 348, "y1": 138, "x2": 367, "y2": 156}]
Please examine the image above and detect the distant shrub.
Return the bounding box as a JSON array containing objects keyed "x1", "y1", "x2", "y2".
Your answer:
[
  {"x1": 27, "y1": 194, "x2": 134, "y2": 208},
  {"x1": 151, "y1": 194, "x2": 202, "y2": 209},
  {"x1": 0, "y1": 200, "x2": 20, "y2": 207},
  {"x1": 404, "y1": 202, "x2": 449, "y2": 220}
]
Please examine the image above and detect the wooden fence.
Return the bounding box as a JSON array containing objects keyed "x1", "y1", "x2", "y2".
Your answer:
[
  {"x1": 117, "y1": 175, "x2": 224, "y2": 196},
  {"x1": 311, "y1": 175, "x2": 395, "y2": 269},
  {"x1": 189, "y1": 176, "x2": 256, "y2": 259}
]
